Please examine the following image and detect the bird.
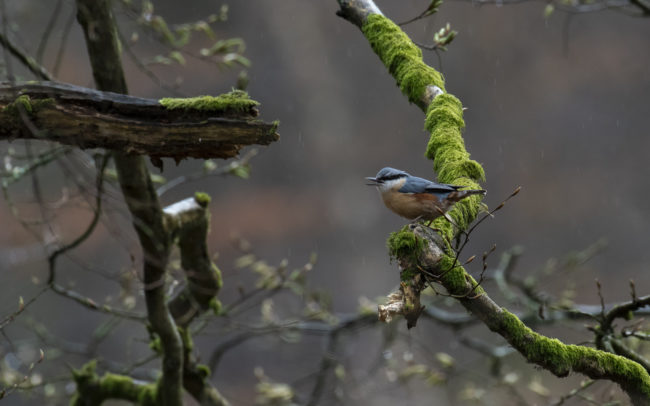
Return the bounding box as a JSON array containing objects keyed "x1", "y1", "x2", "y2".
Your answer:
[{"x1": 366, "y1": 167, "x2": 486, "y2": 223}]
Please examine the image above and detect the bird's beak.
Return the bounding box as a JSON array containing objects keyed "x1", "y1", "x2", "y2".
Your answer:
[{"x1": 365, "y1": 177, "x2": 382, "y2": 186}]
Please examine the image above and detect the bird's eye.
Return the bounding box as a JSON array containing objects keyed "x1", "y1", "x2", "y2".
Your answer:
[{"x1": 380, "y1": 174, "x2": 402, "y2": 181}]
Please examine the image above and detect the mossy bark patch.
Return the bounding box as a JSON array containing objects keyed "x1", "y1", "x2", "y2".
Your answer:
[
  {"x1": 159, "y1": 90, "x2": 260, "y2": 117},
  {"x1": 362, "y1": 14, "x2": 444, "y2": 109},
  {"x1": 70, "y1": 360, "x2": 158, "y2": 406},
  {"x1": 193, "y1": 191, "x2": 211, "y2": 207},
  {"x1": 361, "y1": 14, "x2": 485, "y2": 246},
  {"x1": 0, "y1": 82, "x2": 279, "y2": 160},
  {"x1": 387, "y1": 226, "x2": 425, "y2": 263}
]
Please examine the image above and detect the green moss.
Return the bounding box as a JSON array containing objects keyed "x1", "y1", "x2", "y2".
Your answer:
[
  {"x1": 178, "y1": 326, "x2": 193, "y2": 352},
  {"x1": 2, "y1": 95, "x2": 55, "y2": 134},
  {"x1": 364, "y1": 12, "x2": 491, "y2": 316},
  {"x1": 436, "y1": 255, "x2": 464, "y2": 293},
  {"x1": 423, "y1": 93, "x2": 485, "y2": 248},
  {"x1": 432, "y1": 194, "x2": 483, "y2": 242},
  {"x1": 159, "y1": 89, "x2": 259, "y2": 113},
  {"x1": 197, "y1": 364, "x2": 211, "y2": 378},
  {"x1": 137, "y1": 384, "x2": 158, "y2": 406},
  {"x1": 194, "y1": 191, "x2": 211, "y2": 207},
  {"x1": 387, "y1": 226, "x2": 425, "y2": 263},
  {"x1": 3, "y1": 95, "x2": 40, "y2": 117},
  {"x1": 72, "y1": 359, "x2": 98, "y2": 383},
  {"x1": 425, "y1": 95, "x2": 485, "y2": 182},
  {"x1": 361, "y1": 14, "x2": 444, "y2": 107},
  {"x1": 404, "y1": 301, "x2": 416, "y2": 312},
  {"x1": 32, "y1": 98, "x2": 55, "y2": 109},
  {"x1": 270, "y1": 119, "x2": 280, "y2": 134},
  {"x1": 69, "y1": 394, "x2": 82, "y2": 405},
  {"x1": 400, "y1": 268, "x2": 418, "y2": 281},
  {"x1": 362, "y1": 15, "x2": 650, "y2": 399},
  {"x1": 209, "y1": 296, "x2": 222, "y2": 316},
  {"x1": 8, "y1": 95, "x2": 55, "y2": 113},
  {"x1": 364, "y1": 14, "x2": 485, "y2": 264},
  {"x1": 71, "y1": 360, "x2": 158, "y2": 405},
  {"x1": 13, "y1": 95, "x2": 33, "y2": 114},
  {"x1": 70, "y1": 361, "x2": 98, "y2": 406},
  {"x1": 149, "y1": 336, "x2": 162, "y2": 354},
  {"x1": 498, "y1": 309, "x2": 650, "y2": 396},
  {"x1": 499, "y1": 310, "x2": 573, "y2": 375},
  {"x1": 102, "y1": 373, "x2": 141, "y2": 398},
  {"x1": 212, "y1": 262, "x2": 223, "y2": 290},
  {"x1": 361, "y1": 13, "x2": 485, "y2": 229}
]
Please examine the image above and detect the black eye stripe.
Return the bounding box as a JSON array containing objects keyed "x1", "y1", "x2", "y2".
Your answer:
[{"x1": 379, "y1": 174, "x2": 404, "y2": 181}]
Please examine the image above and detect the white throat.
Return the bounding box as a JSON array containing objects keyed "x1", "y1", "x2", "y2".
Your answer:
[{"x1": 377, "y1": 178, "x2": 405, "y2": 193}]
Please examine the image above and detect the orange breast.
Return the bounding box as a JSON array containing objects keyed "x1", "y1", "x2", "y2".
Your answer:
[{"x1": 381, "y1": 191, "x2": 444, "y2": 220}]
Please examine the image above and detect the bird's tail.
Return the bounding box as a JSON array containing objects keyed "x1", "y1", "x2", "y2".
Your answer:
[{"x1": 448, "y1": 189, "x2": 486, "y2": 202}]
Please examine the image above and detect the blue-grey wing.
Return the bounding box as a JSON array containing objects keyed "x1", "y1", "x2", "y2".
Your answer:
[
  {"x1": 398, "y1": 176, "x2": 460, "y2": 194},
  {"x1": 425, "y1": 183, "x2": 462, "y2": 194}
]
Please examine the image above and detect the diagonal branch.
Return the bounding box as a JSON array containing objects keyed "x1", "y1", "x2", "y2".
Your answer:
[
  {"x1": 336, "y1": 1, "x2": 650, "y2": 404},
  {"x1": 410, "y1": 225, "x2": 650, "y2": 404},
  {"x1": 0, "y1": 32, "x2": 53, "y2": 80}
]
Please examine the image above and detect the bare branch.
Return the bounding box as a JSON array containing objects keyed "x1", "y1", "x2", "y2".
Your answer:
[
  {"x1": 0, "y1": 287, "x2": 49, "y2": 330},
  {"x1": 47, "y1": 154, "x2": 109, "y2": 284},
  {"x1": 50, "y1": 283, "x2": 145, "y2": 321},
  {"x1": 603, "y1": 295, "x2": 650, "y2": 331},
  {"x1": 0, "y1": 33, "x2": 53, "y2": 80}
]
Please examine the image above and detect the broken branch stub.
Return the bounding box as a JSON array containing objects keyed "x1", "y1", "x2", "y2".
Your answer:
[{"x1": 0, "y1": 81, "x2": 280, "y2": 160}]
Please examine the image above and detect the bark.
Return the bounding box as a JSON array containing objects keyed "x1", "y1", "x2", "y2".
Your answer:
[
  {"x1": 0, "y1": 81, "x2": 278, "y2": 160},
  {"x1": 164, "y1": 196, "x2": 223, "y2": 328}
]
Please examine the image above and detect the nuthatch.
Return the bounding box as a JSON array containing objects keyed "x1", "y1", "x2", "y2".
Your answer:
[{"x1": 366, "y1": 167, "x2": 486, "y2": 222}]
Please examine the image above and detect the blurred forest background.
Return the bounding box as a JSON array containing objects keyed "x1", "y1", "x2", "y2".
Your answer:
[{"x1": 1, "y1": 0, "x2": 650, "y2": 404}]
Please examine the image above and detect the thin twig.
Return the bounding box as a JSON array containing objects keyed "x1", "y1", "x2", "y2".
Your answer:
[
  {"x1": 156, "y1": 149, "x2": 258, "y2": 197},
  {"x1": 115, "y1": 26, "x2": 186, "y2": 97},
  {"x1": 50, "y1": 283, "x2": 145, "y2": 321},
  {"x1": 47, "y1": 154, "x2": 111, "y2": 284},
  {"x1": 0, "y1": 32, "x2": 52, "y2": 80},
  {"x1": 0, "y1": 286, "x2": 49, "y2": 330},
  {"x1": 441, "y1": 187, "x2": 521, "y2": 276},
  {"x1": 550, "y1": 380, "x2": 595, "y2": 406}
]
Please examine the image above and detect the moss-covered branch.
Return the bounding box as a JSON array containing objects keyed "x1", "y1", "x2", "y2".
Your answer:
[
  {"x1": 406, "y1": 225, "x2": 650, "y2": 404},
  {"x1": 338, "y1": 0, "x2": 485, "y2": 321},
  {"x1": 70, "y1": 361, "x2": 156, "y2": 406},
  {"x1": 338, "y1": 2, "x2": 485, "y2": 246},
  {"x1": 178, "y1": 327, "x2": 230, "y2": 406},
  {"x1": 164, "y1": 194, "x2": 223, "y2": 327},
  {"x1": 0, "y1": 82, "x2": 279, "y2": 160},
  {"x1": 337, "y1": 0, "x2": 650, "y2": 403}
]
